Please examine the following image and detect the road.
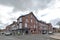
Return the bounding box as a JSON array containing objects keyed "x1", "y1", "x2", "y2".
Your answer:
[
  {"x1": 50, "y1": 33, "x2": 60, "y2": 40},
  {"x1": 0, "y1": 35, "x2": 20, "y2": 40},
  {"x1": 0, "y1": 34, "x2": 58, "y2": 40}
]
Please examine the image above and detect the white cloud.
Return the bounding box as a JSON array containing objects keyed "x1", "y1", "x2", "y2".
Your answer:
[
  {"x1": 0, "y1": 5, "x2": 30, "y2": 29},
  {"x1": 0, "y1": 5, "x2": 14, "y2": 29},
  {"x1": 36, "y1": 0, "x2": 60, "y2": 23},
  {"x1": 0, "y1": 0, "x2": 60, "y2": 29}
]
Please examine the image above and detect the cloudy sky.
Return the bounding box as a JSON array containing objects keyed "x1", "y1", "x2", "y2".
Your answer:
[{"x1": 0, "y1": 0, "x2": 60, "y2": 29}]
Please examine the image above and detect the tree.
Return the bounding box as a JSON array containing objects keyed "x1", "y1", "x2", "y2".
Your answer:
[
  {"x1": 56, "y1": 22, "x2": 60, "y2": 28},
  {"x1": 56, "y1": 22, "x2": 60, "y2": 32}
]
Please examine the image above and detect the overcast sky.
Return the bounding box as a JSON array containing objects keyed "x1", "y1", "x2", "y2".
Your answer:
[{"x1": 0, "y1": 0, "x2": 60, "y2": 29}]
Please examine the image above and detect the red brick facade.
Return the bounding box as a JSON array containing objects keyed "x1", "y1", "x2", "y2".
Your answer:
[
  {"x1": 17, "y1": 12, "x2": 39, "y2": 34},
  {"x1": 17, "y1": 12, "x2": 53, "y2": 34},
  {"x1": 5, "y1": 12, "x2": 53, "y2": 34}
]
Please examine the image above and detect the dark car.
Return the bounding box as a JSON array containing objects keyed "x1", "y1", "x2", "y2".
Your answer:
[{"x1": 42, "y1": 30, "x2": 47, "y2": 34}]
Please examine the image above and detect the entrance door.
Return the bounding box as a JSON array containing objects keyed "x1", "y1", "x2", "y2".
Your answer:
[{"x1": 25, "y1": 30, "x2": 29, "y2": 34}]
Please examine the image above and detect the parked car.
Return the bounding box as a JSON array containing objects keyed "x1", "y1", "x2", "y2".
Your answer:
[
  {"x1": 42, "y1": 30, "x2": 47, "y2": 34},
  {"x1": 4, "y1": 32, "x2": 12, "y2": 36},
  {"x1": 48, "y1": 31, "x2": 53, "y2": 34}
]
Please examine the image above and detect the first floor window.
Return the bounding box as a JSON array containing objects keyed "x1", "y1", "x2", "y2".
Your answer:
[
  {"x1": 25, "y1": 23, "x2": 27, "y2": 27},
  {"x1": 26, "y1": 19, "x2": 28, "y2": 22},
  {"x1": 31, "y1": 19, "x2": 32, "y2": 23}
]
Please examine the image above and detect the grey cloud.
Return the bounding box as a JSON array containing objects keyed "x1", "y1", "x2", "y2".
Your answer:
[
  {"x1": 0, "y1": 0, "x2": 55, "y2": 29},
  {"x1": 0, "y1": 0, "x2": 53, "y2": 11},
  {"x1": 41, "y1": 13, "x2": 48, "y2": 17},
  {"x1": 50, "y1": 18, "x2": 60, "y2": 26}
]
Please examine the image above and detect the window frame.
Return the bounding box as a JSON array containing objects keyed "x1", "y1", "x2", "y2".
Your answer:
[
  {"x1": 19, "y1": 23, "x2": 22, "y2": 28},
  {"x1": 25, "y1": 23, "x2": 27, "y2": 27},
  {"x1": 19, "y1": 17, "x2": 22, "y2": 22}
]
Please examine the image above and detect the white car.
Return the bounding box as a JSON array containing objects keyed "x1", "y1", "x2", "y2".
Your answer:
[
  {"x1": 48, "y1": 31, "x2": 53, "y2": 34},
  {"x1": 4, "y1": 32, "x2": 12, "y2": 36}
]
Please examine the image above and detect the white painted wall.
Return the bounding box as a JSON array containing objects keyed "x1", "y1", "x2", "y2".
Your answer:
[{"x1": 19, "y1": 23, "x2": 22, "y2": 28}]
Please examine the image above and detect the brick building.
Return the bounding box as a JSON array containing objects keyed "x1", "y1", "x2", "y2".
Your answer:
[
  {"x1": 38, "y1": 21, "x2": 48, "y2": 34},
  {"x1": 17, "y1": 12, "x2": 39, "y2": 34},
  {"x1": 47, "y1": 23, "x2": 53, "y2": 32},
  {"x1": 6, "y1": 21, "x2": 18, "y2": 35},
  {"x1": 17, "y1": 12, "x2": 53, "y2": 34},
  {"x1": 5, "y1": 12, "x2": 53, "y2": 34}
]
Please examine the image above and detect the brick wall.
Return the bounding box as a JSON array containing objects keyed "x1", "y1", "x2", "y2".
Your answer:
[
  {"x1": 6, "y1": 12, "x2": 53, "y2": 34},
  {"x1": 17, "y1": 12, "x2": 39, "y2": 34}
]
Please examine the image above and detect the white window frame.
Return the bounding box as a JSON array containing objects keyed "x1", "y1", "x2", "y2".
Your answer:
[
  {"x1": 19, "y1": 18, "x2": 22, "y2": 22},
  {"x1": 42, "y1": 26, "x2": 47, "y2": 30},
  {"x1": 34, "y1": 25, "x2": 36, "y2": 28},
  {"x1": 31, "y1": 19, "x2": 32, "y2": 23},
  {"x1": 12, "y1": 25, "x2": 16, "y2": 30},
  {"x1": 19, "y1": 23, "x2": 22, "y2": 28},
  {"x1": 26, "y1": 19, "x2": 28, "y2": 22},
  {"x1": 25, "y1": 23, "x2": 27, "y2": 27}
]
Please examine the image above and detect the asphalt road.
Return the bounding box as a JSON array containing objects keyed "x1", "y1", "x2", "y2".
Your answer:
[
  {"x1": 0, "y1": 35, "x2": 20, "y2": 40},
  {"x1": 0, "y1": 34, "x2": 58, "y2": 40}
]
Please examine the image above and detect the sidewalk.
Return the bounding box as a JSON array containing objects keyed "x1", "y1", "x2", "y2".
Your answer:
[{"x1": 50, "y1": 33, "x2": 60, "y2": 39}]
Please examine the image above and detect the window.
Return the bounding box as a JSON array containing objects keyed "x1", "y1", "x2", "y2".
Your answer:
[
  {"x1": 42, "y1": 26, "x2": 47, "y2": 30},
  {"x1": 34, "y1": 25, "x2": 35, "y2": 28},
  {"x1": 13, "y1": 27, "x2": 17, "y2": 30},
  {"x1": 31, "y1": 19, "x2": 32, "y2": 23},
  {"x1": 25, "y1": 23, "x2": 27, "y2": 27},
  {"x1": 12, "y1": 25, "x2": 17, "y2": 30},
  {"x1": 16, "y1": 26, "x2": 18, "y2": 29},
  {"x1": 26, "y1": 19, "x2": 28, "y2": 22},
  {"x1": 19, "y1": 18, "x2": 22, "y2": 22},
  {"x1": 19, "y1": 23, "x2": 22, "y2": 28}
]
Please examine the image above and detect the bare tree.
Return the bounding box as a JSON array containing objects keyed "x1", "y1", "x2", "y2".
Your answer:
[{"x1": 56, "y1": 22, "x2": 60, "y2": 28}]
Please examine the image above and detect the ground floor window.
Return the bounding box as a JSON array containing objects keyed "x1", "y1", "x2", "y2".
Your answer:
[{"x1": 19, "y1": 23, "x2": 22, "y2": 28}]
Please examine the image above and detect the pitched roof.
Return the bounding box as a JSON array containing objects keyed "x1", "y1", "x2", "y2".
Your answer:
[
  {"x1": 17, "y1": 12, "x2": 38, "y2": 21},
  {"x1": 17, "y1": 12, "x2": 49, "y2": 24},
  {"x1": 6, "y1": 21, "x2": 18, "y2": 29}
]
